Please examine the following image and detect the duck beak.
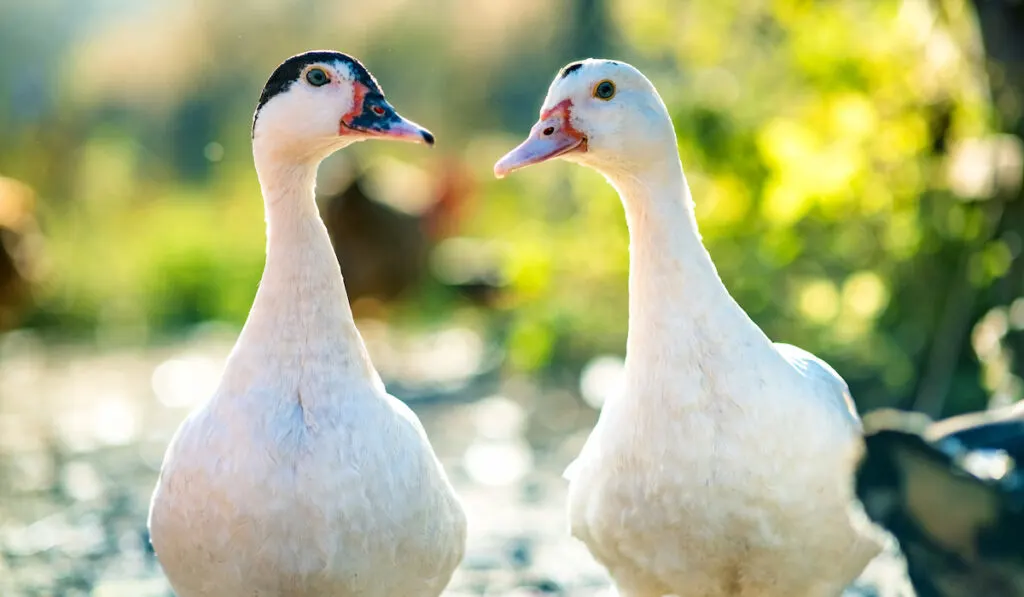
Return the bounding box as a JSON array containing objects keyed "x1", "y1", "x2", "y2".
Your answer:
[
  {"x1": 494, "y1": 100, "x2": 586, "y2": 178},
  {"x1": 341, "y1": 84, "x2": 435, "y2": 146},
  {"x1": 370, "y1": 112, "x2": 435, "y2": 145}
]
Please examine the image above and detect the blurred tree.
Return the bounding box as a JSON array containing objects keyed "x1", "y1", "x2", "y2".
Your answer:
[
  {"x1": 563, "y1": 0, "x2": 617, "y2": 60},
  {"x1": 0, "y1": 0, "x2": 1019, "y2": 419}
]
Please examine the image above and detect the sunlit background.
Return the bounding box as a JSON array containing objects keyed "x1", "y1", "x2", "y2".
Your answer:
[{"x1": 0, "y1": 0, "x2": 1021, "y2": 595}]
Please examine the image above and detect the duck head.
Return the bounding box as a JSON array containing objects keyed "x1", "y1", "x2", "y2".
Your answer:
[
  {"x1": 252, "y1": 50, "x2": 434, "y2": 161},
  {"x1": 494, "y1": 59, "x2": 678, "y2": 179}
]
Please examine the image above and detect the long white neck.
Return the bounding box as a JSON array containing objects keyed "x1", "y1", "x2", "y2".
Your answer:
[
  {"x1": 602, "y1": 157, "x2": 773, "y2": 387},
  {"x1": 221, "y1": 145, "x2": 379, "y2": 403}
]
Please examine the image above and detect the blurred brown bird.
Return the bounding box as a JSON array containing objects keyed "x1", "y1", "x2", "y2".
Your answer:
[
  {"x1": 320, "y1": 158, "x2": 504, "y2": 315},
  {"x1": 0, "y1": 176, "x2": 44, "y2": 331}
]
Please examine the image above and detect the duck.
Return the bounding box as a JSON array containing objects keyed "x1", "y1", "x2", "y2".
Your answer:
[
  {"x1": 147, "y1": 51, "x2": 467, "y2": 597},
  {"x1": 320, "y1": 157, "x2": 497, "y2": 311},
  {"x1": 0, "y1": 175, "x2": 43, "y2": 331},
  {"x1": 493, "y1": 59, "x2": 885, "y2": 597},
  {"x1": 856, "y1": 406, "x2": 1024, "y2": 597}
]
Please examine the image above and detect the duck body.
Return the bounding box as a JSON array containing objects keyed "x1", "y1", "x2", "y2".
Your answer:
[
  {"x1": 856, "y1": 407, "x2": 1024, "y2": 597},
  {"x1": 495, "y1": 59, "x2": 883, "y2": 597},
  {"x1": 151, "y1": 380, "x2": 465, "y2": 597},
  {"x1": 567, "y1": 337, "x2": 879, "y2": 597},
  {"x1": 148, "y1": 51, "x2": 465, "y2": 597}
]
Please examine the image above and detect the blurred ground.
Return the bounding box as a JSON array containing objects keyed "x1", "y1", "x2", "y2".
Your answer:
[{"x1": 0, "y1": 327, "x2": 914, "y2": 597}]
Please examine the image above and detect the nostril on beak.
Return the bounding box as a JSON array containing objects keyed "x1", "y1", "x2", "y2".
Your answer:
[
  {"x1": 542, "y1": 127, "x2": 555, "y2": 136},
  {"x1": 421, "y1": 130, "x2": 435, "y2": 146}
]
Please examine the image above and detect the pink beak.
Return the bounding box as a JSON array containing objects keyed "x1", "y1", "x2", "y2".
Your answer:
[{"x1": 494, "y1": 100, "x2": 587, "y2": 178}]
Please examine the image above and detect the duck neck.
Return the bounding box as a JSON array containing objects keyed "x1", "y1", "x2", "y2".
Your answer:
[
  {"x1": 230, "y1": 146, "x2": 377, "y2": 390},
  {"x1": 604, "y1": 158, "x2": 768, "y2": 377}
]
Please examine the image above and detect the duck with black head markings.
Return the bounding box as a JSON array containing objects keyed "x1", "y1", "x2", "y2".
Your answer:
[
  {"x1": 147, "y1": 50, "x2": 465, "y2": 597},
  {"x1": 251, "y1": 50, "x2": 435, "y2": 150},
  {"x1": 495, "y1": 58, "x2": 886, "y2": 597}
]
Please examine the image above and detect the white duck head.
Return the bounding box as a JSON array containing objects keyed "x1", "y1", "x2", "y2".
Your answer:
[
  {"x1": 252, "y1": 50, "x2": 434, "y2": 162},
  {"x1": 494, "y1": 59, "x2": 678, "y2": 179}
]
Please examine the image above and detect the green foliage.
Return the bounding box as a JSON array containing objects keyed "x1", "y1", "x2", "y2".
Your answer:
[{"x1": 0, "y1": 0, "x2": 1018, "y2": 415}]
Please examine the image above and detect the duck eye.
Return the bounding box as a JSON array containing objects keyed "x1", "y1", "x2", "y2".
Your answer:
[
  {"x1": 306, "y1": 68, "x2": 330, "y2": 87},
  {"x1": 371, "y1": 105, "x2": 386, "y2": 116},
  {"x1": 594, "y1": 80, "x2": 616, "y2": 100}
]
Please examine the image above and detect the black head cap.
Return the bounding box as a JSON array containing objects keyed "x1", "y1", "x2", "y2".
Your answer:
[
  {"x1": 252, "y1": 50, "x2": 383, "y2": 136},
  {"x1": 559, "y1": 61, "x2": 585, "y2": 79},
  {"x1": 559, "y1": 59, "x2": 628, "y2": 80}
]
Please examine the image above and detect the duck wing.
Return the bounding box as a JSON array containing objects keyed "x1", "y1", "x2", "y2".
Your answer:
[{"x1": 774, "y1": 342, "x2": 862, "y2": 430}]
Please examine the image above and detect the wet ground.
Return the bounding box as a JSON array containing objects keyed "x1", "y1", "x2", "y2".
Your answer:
[{"x1": 0, "y1": 326, "x2": 915, "y2": 596}]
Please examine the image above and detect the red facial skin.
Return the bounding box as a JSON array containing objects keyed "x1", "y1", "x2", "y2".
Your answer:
[
  {"x1": 541, "y1": 99, "x2": 585, "y2": 140},
  {"x1": 339, "y1": 82, "x2": 370, "y2": 135}
]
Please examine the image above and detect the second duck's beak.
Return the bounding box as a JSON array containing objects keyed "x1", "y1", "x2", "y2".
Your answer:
[
  {"x1": 494, "y1": 100, "x2": 587, "y2": 178},
  {"x1": 341, "y1": 85, "x2": 435, "y2": 146}
]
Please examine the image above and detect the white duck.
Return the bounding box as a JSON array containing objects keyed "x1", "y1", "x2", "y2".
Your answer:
[
  {"x1": 494, "y1": 59, "x2": 884, "y2": 597},
  {"x1": 148, "y1": 51, "x2": 467, "y2": 597}
]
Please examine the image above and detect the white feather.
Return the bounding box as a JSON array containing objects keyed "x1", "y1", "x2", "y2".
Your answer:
[
  {"x1": 147, "y1": 56, "x2": 466, "y2": 597},
  {"x1": 523, "y1": 59, "x2": 885, "y2": 597}
]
